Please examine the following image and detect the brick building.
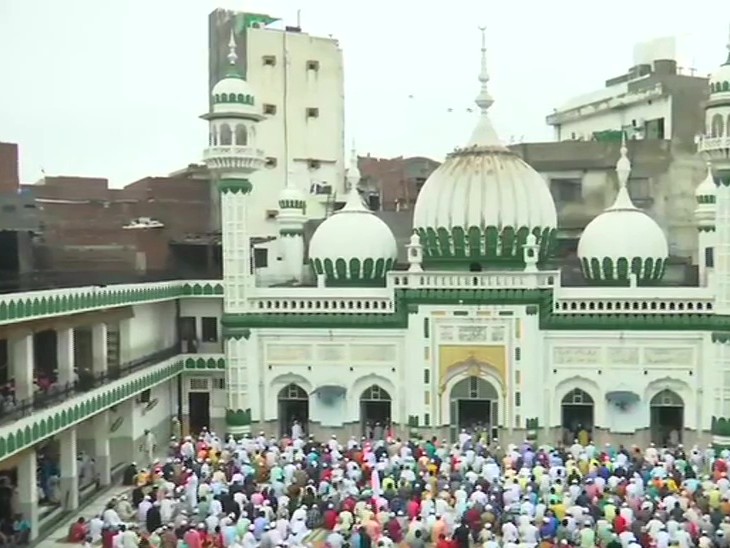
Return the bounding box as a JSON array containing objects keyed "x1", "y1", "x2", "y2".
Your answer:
[{"x1": 358, "y1": 155, "x2": 440, "y2": 211}]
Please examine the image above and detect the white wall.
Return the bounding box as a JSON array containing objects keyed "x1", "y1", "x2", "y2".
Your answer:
[
  {"x1": 246, "y1": 27, "x2": 345, "y2": 236},
  {"x1": 179, "y1": 298, "x2": 224, "y2": 353},
  {"x1": 122, "y1": 301, "x2": 178, "y2": 361}
]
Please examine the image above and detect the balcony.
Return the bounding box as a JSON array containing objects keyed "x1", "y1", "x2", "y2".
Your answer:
[
  {"x1": 203, "y1": 145, "x2": 266, "y2": 172},
  {"x1": 698, "y1": 137, "x2": 730, "y2": 153},
  {"x1": 0, "y1": 345, "x2": 181, "y2": 427}
]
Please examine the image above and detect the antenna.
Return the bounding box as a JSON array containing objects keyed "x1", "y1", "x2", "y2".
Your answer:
[{"x1": 297, "y1": 9, "x2": 302, "y2": 28}]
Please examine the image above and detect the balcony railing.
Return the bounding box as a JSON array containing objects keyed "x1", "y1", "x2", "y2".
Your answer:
[
  {"x1": 0, "y1": 268, "x2": 221, "y2": 294},
  {"x1": 698, "y1": 137, "x2": 730, "y2": 152},
  {"x1": 0, "y1": 344, "x2": 181, "y2": 425}
]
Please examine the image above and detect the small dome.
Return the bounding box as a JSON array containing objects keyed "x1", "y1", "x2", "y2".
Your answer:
[
  {"x1": 309, "y1": 184, "x2": 397, "y2": 286},
  {"x1": 211, "y1": 31, "x2": 258, "y2": 116},
  {"x1": 709, "y1": 32, "x2": 730, "y2": 95},
  {"x1": 578, "y1": 142, "x2": 668, "y2": 284},
  {"x1": 412, "y1": 30, "x2": 557, "y2": 269},
  {"x1": 696, "y1": 163, "x2": 717, "y2": 203}
]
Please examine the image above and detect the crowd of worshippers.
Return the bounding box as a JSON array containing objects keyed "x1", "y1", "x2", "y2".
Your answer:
[{"x1": 59, "y1": 427, "x2": 730, "y2": 548}]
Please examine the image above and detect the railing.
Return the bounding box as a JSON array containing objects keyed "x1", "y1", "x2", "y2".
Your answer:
[
  {"x1": 0, "y1": 344, "x2": 180, "y2": 425},
  {"x1": 0, "y1": 269, "x2": 221, "y2": 294},
  {"x1": 553, "y1": 296, "x2": 714, "y2": 314},
  {"x1": 249, "y1": 296, "x2": 395, "y2": 314},
  {"x1": 388, "y1": 271, "x2": 558, "y2": 289},
  {"x1": 698, "y1": 137, "x2": 730, "y2": 152},
  {"x1": 202, "y1": 146, "x2": 266, "y2": 159}
]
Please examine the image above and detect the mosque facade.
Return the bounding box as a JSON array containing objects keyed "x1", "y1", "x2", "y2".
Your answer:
[{"x1": 203, "y1": 28, "x2": 730, "y2": 448}]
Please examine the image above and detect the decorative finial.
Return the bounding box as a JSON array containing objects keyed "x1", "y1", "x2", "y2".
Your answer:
[
  {"x1": 616, "y1": 133, "x2": 631, "y2": 189},
  {"x1": 227, "y1": 29, "x2": 238, "y2": 65},
  {"x1": 475, "y1": 26, "x2": 494, "y2": 112},
  {"x1": 346, "y1": 142, "x2": 361, "y2": 188},
  {"x1": 726, "y1": 23, "x2": 730, "y2": 64}
]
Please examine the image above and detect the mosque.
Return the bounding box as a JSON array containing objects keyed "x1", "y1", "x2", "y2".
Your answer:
[{"x1": 200, "y1": 27, "x2": 730, "y2": 448}]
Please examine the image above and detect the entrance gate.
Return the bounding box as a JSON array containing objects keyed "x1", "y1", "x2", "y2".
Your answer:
[
  {"x1": 650, "y1": 389, "x2": 684, "y2": 446},
  {"x1": 277, "y1": 384, "x2": 309, "y2": 438},
  {"x1": 449, "y1": 376, "x2": 498, "y2": 442},
  {"x1": 561, "y1": 388, "x2": 594, "y2": 444},
  {"x1": 360, "y1": 385, "x2": 391, "y2": 439}
]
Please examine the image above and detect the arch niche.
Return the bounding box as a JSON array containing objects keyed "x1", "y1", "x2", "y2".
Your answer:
[
  {"x1": 561, "y1": 388, "x2": 594, "y2": 443},
  {"x1": 360, "y1": 385, "x2": 392, "y2": 440},
  {"x1": 449, "y1": 375, "x2": 499, "y2": 442},
  {"x1": 277, "y1": 383, "x2": 309, "y2": 438},
  {"x1": 649, "y1": 389, "x2": 684, "y2": 446}
]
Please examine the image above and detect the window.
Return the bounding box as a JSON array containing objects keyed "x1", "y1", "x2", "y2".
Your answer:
[
  {"x1": 201, "y1": 317, "x2": 218, "y2": 343},
  {"x1": 265, "y1": 209, "x2": 278, "y2": 220},
  {"x1": 254, "y1": 247, "x2": 269, "y2": 268},
  {"x1": 423, "y1": 369, "x2": 430, "y2": 384},
  {"x1": 265, "y1": 157, "x2": 278, "y2": 168},
  {"x1": 306, "y1": 60, "x2": 320, "y2": 71},
  {"x1": 234, "y1": 124, "x2": 247, "y2": 146},
  {"x1": 189, "y1": 378, "x2": 209, "y2": 391},
  {"x1": 180, "y1": 317, "x2": 197, "y2": 339},
  {"x1": 213, "y1": 378, "x2": 226, "y2": 390},
  {"x1": 515, "y1": 370, "x2": 521, "y2": 384},
  {"x1": 263, "y1": 104, "x2": 277, "y2": 115},
  {"x1": 644, "y1": 117, "x2": 665, "y2": 140},
  {"x1": 706, "y1": 247, "x2": 715, "y2": 268},
  {"x1": 138, "y1": 389, "x2": 151, "y2": 403},
  {"x1": 549, "y1": 178, "x2": 581, "y2": 202},
  {"x1": 424, "y1": 413, "x2": 430, "y2": 426},
  {"x1": 514, "y1": 347, "x2": 521, "y2": 361},
  {"x1": 308, "y1": 159, "x2": 321, "y2": 169},
  {"x1": 306, "y1": 107, "x2": 319, "y2": 118},
  {"x1": 515, "y1": 392, "x2": 521, "y2": 407},
  {"x1": 219, "y1": 123, "x2": 232, "y2": 145},
  {"x1": 423, "y1": 318, "x2": 430, "y2": 338},
  {"x1": 263, "y1": 55, "x2": 276, "y2": 66},
  {"x1": 712, "y1": 114, "x2": 725, "y2": 137}
]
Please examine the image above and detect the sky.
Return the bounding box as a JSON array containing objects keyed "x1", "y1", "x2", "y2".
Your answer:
[{"x1": 0, "y1": 1, "x2": 728, "y2": 187}]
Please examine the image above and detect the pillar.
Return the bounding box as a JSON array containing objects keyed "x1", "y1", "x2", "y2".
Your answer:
[
  {"x1": 91, "y1": 323, "x2": 108, "y2": 375},
  {"x1": 60, "y1": 427, "x2": 79, "y2": 510},
  {"x1": 17, "y1": 450, "x2": 38, "y2": 541},
  {"x1": 10, "y1": 333, "x2": 34, "y2": 401},
  {"x1": 56, "y1": 328, "x2": 75, "y2": 389},
  {"x1": 119, "y1": 318, "x2": 132, "y2": 365},
  {"x1": 93, "y1": 411, "x2": 111, "y2": 486}
]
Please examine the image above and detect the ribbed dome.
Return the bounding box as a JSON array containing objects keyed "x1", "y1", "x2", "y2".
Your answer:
[
  {"x1": 309, "y1": 185, "x2": 397, "y2": 286},
  {"x1": 211, "y1": 32, "x2": 258, "y2": 117},
  {"x1": 578, "y1": 142, "x2": 668, "y2": 284},
  {"x1": 709, "y1": 32, "x2": 730, "y2": 95},
  {"x1": 412, "y1": 32, "x2": 557, "y2": 269},
  {"x1": 695, "y1": 163, "x2": 717, "y2": 231}
]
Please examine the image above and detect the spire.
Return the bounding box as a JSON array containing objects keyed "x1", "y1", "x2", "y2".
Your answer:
[
  {"x1": 608, "y1": 134, "x2": 637, "y2": 211},
  {"x1": 346, "y1": 142, "x2": 361, "y2": 188},
  {"x1": 341, "y1": 163, "x2": 368, "y2": 214},
  {"x1": 227, "y1": 29, "x2": 238, "y2": 65},
  {"x1": 725, "y1": 22, "x2": 730, "y2": 65},
  {"x1": 465, "y1": 27, "x2": 504, "y2": 149}
]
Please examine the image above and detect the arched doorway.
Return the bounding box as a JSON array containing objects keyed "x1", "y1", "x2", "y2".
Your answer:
[
  {"x1": 360, "y1": 385, "x2": 391, "y2": 440},
  {"x1": 561, "y1": 388, "x2": 594, "y2": 443},
  {"x1": 449, "y1": 376, "x2": 498, "y2": 442},
  {"x1": 650, "y1": 389, "x2": 684, "y2": 446},
  {"x1": 277, "y1": 384, "x2": 309, "y2": 438}
]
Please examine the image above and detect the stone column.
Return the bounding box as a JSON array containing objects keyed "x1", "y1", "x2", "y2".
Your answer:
[
  {"x1": 10, "y1": 333, "x2": 34, "y2": 401},
  {"x1": 93, "y1": 411, "x2": 111, "y2": 486},
  {"x1": 17, "y1": 450, "x2": 39, "y2": 540},
  {"x1": 60, "y1": 427, "x2": 79, "y2": 510},
  {"x1": 91, "y1": 323, "x2": 108, "y2": 375},
  {"x1": 56, "y1": 327, "x2": 75, "y2": 389}
]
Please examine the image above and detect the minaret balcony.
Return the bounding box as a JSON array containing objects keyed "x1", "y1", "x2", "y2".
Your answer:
[
  {"x1": 698, "y1": 136, "x2": 730, "y2": 153},
  {"x1": 203, "y1": 145, "x2": 266, "y2": 172}
]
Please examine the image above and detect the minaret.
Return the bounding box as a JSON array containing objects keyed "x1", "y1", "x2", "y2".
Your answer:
[
  {"x1": 277, "y1": 169, "x2": 306, "y2": 282},
  {"x1": 202, "y1": 30, "x2": 265, "y2": 312},
  {"x1": 695, "y1": 162, "x2": 717, "y2": 287}
]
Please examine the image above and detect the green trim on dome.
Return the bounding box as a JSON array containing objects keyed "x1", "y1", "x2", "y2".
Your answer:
[
  {"x1": 280, "y1": 229, "x2": 304, "y2": 236},
  {"x1": 311, "y1": 257, "x2": 395, "y2": 287},
  {"x1": 213, "y1": 92, "x2": 255, "y2": 106},
  {"x1": 710, "y1": 81, "x2": 730, "y2": 94},
  {"x1": 699, "y1": 226, "x2": 716, "y2": 232},
  {"x1": 579, "y1": 256, "x2": 666, "y2": 285},
  {"x1": 226, "y1": 408, "x2": 252, "y2": 427},
  {"x1": 278, "y1": 199, "x2": 306, "y2": 210},
  {"x1": 416, "y1": 226, "x2": 557, "y2": 269},
  {"x1": 218, "y1": 178, "x2": 252, "y2": 195},
  {"x1": 697, "y1": 195, "x2": 716, "y2": 204},
  {"x1": 719, "y1": 176, "x2": 730, "y2": 187}
]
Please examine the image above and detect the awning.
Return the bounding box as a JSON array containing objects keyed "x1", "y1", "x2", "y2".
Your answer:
[
  {"x1": 311, "y1": 385, "x2": 347, "y2": 398},
  {"x1": 605, "y1": 390, "x2": 640, "y2": 406}
]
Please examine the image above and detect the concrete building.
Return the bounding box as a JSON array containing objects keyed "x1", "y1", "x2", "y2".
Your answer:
[
  {"x1": 359, "y1": 155, "x2": 441, "y2": 212},
  {"x1": 207, "y1": 9, "x2": 345, "y2": 239}
]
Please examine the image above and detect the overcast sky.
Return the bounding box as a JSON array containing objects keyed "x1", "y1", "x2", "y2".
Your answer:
[{"x1": 0, "y1": 0, "x2": 728, "y2": 187}]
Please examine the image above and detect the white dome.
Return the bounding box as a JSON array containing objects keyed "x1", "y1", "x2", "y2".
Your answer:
[
  {"x1": 309, "y1": 187, "x2": 397, "y2": 285},
  {"x1": 412, "y1": 32, "x2": 557, "y2": 269},
  {"x1": 577, "y1": 144, "x2": 668, "y2": 283},
  {"x1": 210, "y1": 32, "x2": 258, "y2": 117},
  {"x1": 709, "y1": 36, "x2": 730, "y2": 94},
  {"x1": 696, "y1": 165, "x2": 717, "y2": 201}
]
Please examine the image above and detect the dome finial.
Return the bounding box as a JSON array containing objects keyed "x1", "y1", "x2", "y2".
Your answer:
[
  {"x1": 475, "y1": 26, "x2": 494, "y2": 112},
  {"x1": 346, "y1": 142, "x2": 362, "y2": 190},
  {"x1": 609, "y1": 133, "x2": 636, "y2": 210},
  {"x1": 227, "y1": 29, "x2": 238, "y2": 65},
  {"x1": 726, "y1": 22, "x2": 730, "y2": 64}
]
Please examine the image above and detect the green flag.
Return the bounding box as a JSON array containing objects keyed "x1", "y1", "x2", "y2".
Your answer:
[{"x1": 237, "y1": 13, "x2": 279, "y2": 33}]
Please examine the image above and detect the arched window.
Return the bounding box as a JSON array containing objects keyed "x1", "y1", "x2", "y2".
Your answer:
[
  {"x1": 711, "y1": 114, "x2": 724, "y2": 138},
  {"x1": 724, "y1": 81, "x2": 730, "y2": 92},
  {"x1": 219, "y1": 123, "x2": 232, "y2": 145},
  {"x1": 235, "y1": 124, "x2": 248, "y2": 146}
]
